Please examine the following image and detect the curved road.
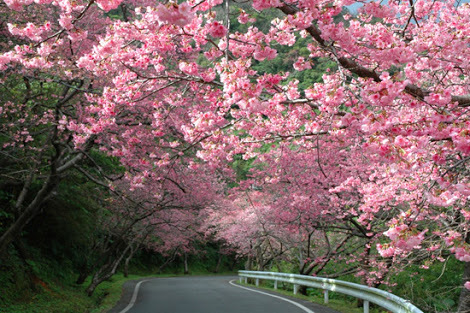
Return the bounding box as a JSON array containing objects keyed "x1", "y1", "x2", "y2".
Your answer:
[{"x1": 110, "y1": 276, "x2": 341, "y2": 313}]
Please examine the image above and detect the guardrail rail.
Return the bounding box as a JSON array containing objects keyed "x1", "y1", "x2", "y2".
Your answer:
[{"x1": 238, "y1": 270, "x2": 423, "y2": 313}]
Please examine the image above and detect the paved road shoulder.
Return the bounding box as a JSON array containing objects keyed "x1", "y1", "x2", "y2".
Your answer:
[
  {"x1": 106, "y1": 276, "x2": 157, "y2": 313},
  {"x1": 229, "y1": 280, "x2": 341, "y2": 313}
]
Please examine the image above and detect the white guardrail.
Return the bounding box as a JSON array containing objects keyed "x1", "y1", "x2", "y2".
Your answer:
[{"x1": 238, "y1": 270, "x2": 423, "y2": 313}]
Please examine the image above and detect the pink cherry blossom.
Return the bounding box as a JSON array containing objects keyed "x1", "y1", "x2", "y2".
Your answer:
[
  {"x1": 155, "y1": 2, "x2": 195, "y2": 27},
  {"x1": 465, "y1": 282, "x2": 470, "y2": 290},
  {"x1": 238, "y1": 10, "x2": 255, "y2": 24},
  {"x1": 207, "y1": 21, "x2": 227, "y2": 38},
  {"x1": 95, "y1": 0, "x2": 122, "y2": 12},
  {"x1": 253, "y1": 46, "x2": 277, "y2": 61},
  {"x1": 293, "y1": 56, "x2": 311, "y2": 71}
]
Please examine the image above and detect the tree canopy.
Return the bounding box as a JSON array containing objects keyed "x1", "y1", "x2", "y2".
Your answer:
[{"x1": 1, "y1": 0, "x2": 470, "y2": 310}]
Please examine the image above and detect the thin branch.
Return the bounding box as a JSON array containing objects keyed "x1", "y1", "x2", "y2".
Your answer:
[{"x1": 277, "y1": 4, "x2": 470, "y2": 108}]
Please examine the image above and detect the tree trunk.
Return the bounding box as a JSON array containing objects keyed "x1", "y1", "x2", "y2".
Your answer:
[
  {"x1": 14, "y1": 240, "x2": 31, "y2": 261},
  {"x1": 86, "y1": 260, "x2": 119, "y2": 296},
  {"x1": 0, "y1": 128, "x2": 94, "y2": 256},
  {"x1": 123, "y1": 257, "x2": 130, "y2": 278},
  {"x1": 458, "y1": 261, "x2": 470, "y2": 313},
  {"x1": 214, "y1": 253, "x2": 222, "y2": 273},
  {"x1": 0, "y1": 118, "x2": 93, "y2": 256},
  {"x1": 183, "y1": 252, "x2": 189, "y2": 275},
  {"x1": 0, "y1": 175, "x2": 58, "y2": 254},
  {"x1": 458, "y1": 232, "x2": 470, "y2": 313},
  {"x1": 245, "y1": 255, "x2": 252, "y2": 270},
  {"x1": 124, "y1": 244, "x2": 138, "y2": 278},
  {"x1": 86, "y1": 244, "x2": 130, "y2": 296},
  {"x1": 76, "y1": 272, "x2": 88, "y2": 285},
  {"x1": 229, "y1": 257, "x2": 238, "y2": 271},
  {"x1": 86, "y1": 269, "x2": 105, "y2": 297},
  {"x1": 158, "y1": 247, "x2": 179, "y2": 273},
  {"x1": 76, "y1": 266, "x2": 90, "y2": 285},
  {"x1": 298, "y1": 285, "x2": 308, "y2": 296}
]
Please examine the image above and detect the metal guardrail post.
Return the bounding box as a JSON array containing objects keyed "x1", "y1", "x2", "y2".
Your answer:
[
  {"x1": 274, "y1": 280, "x2": 278, "y2": 290},
  {"x1": 293, "y1": 284, "x2": 299, "y2": 295},
  {"x1": 244, "y1": 277, "x2": 247, "y2": 284},
  {"x1": 237, "y1": 270, "x2": 424, "y2": 313},
  {"x1": 364, "y1": 300, "x2": 369, "y2": 313},
  {"x1": 324, "y1": 290, "x2": 329, "y2": 304}
]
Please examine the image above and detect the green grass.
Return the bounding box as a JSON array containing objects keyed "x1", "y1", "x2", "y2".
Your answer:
[
  {"x1": 89, "y1": 273, "x2": 147, "y2": 313},
  {"x1": 236, "y1": 281, "x2": 388, "y2": 313},
  {"x1": 1, "y1": 273, "x2": 148, "y2": 313},
  {"x1": 0, "y1": 246, "x2": 148, "y2": 313}
]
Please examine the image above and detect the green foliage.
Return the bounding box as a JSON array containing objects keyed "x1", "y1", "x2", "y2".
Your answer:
[
  {"x1": 23, "y1": 173, "x2": 103, "y2": 270},
  {"x1": 128, "y1": 240, "x2": 241, "y2": 275},
  {"x1": 228, "y1": 6, "x2": 339, "y2": 90},
  {"x1": 387, "y1": 257, "x2": 463, "y2": 312},
  {"x1": 0, "y1": 190, "x2": 15, "y2": 234},
  {"x1": 0, "y1": 243, "x2": 91, "y2": 313},
  {"x1": 0, "y1": 246, "x2": 148, "y2": 313},
  {"x1": 230, "y1": 154, "x2": 254, "y2": 184}
]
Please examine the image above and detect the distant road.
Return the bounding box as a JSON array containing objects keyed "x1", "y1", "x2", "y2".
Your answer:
[{"x1": 111, "y1": 276, "x2": 341, "y2": 313}]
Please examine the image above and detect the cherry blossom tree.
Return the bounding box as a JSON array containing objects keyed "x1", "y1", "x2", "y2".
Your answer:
[
  {"x1": 78, "y1": 0, "x2": 470, "y2": 308},
  {"x1": 82, "y1": 161, "x2": 224, "y2": 295},
  {"x1": 2, "y1": 0, "x2": 470, "y2": 309},
  {"x1": 0, "y1": 0, "x2": 120, "y2": 253}
]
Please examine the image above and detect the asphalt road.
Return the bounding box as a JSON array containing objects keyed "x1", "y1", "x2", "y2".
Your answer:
[{"x1": 109, "y1": 276, "x2": 341, "y2": 313}]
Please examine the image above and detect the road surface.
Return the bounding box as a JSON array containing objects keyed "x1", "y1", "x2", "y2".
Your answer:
[{"x1": 109, "y1": 276, "x2": 341, "y2": 313}]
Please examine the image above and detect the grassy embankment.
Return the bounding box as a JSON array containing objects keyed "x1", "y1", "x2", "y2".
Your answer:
[
  {"x1": 0, "y1": 243, "x2": 237, "y2": 313},
  {"x1": 0, "y1": 250, "x2": 148, "y2": 313}
]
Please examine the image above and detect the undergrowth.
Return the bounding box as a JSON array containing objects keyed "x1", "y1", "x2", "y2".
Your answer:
[{"x1": 0, "y1": 248, "x2": 146, "y2": 313}]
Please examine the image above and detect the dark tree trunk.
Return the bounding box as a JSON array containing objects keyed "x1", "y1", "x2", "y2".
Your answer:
[
  {"x1": 76, "y1": 272, "x2": 88, "y2": 285},
  {"x1": 124, "y1": 244, "x2": 138, "y2": 278},
  {"x1": 229, "y1": 257, "x2": 238, "y2": 271},
  {"x1": 214, "y1": 254, "x2": 222, "y2": 273},
  {"x1": 245, "y1": 255, "x2": 252, "y2": 270},
  {"x1": 86, "y1": 270, "x2": 106, "y2": 297},
  {"x1": 298, "y1": 285, "x2": 308, "y2": 295},
  {"x1": 458, "y1": 260, "x2": 470, "y2": 313},
  {"x1": 76, "y1": 266, "x2": 90, "y2": 285},
  {"x1": 123, "y1": 258, "x2": 130, "y2": 278},
  {"x1": 458, "y1": 233, "x2": 470, "y2": 313},
  {"x1": 0, "y1": 128, "x2": 93, "y2": 255},
  {"x1": 0, "y1": 175, "x2": 58, "y2": 254},
  {"x1": 183, "y1": 252, "x2": 189, "y2": 275},
  {"x1": 158, "y1": 247, "x2": 179, "y2": 274},
  {"x1": 86, "y1": 244, "x2": 130, "y2": 296},
  {"x1": 86, "y1": 260, "x2": 119, "y2": 296},
  {"x1": 14, "y1": 240, "x2": 31, "y2": 261}
]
